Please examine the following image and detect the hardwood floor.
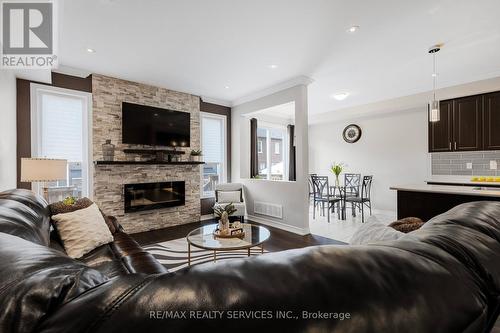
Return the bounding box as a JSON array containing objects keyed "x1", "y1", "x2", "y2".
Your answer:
[{"x1": 132, "y1": 218, "x2": 346, "y2": 252}]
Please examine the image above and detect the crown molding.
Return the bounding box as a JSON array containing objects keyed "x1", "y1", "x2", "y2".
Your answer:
[
  {"x1": 200, "y1": 96, "x2": 232, "y2": 108},
  {"x1": 232, "y1": 75, "x2": 314, "y2": 107}
]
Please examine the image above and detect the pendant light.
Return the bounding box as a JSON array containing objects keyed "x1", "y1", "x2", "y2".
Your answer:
[{"x1": 428, "y1": 45, "x2": 441, "y2": 122}]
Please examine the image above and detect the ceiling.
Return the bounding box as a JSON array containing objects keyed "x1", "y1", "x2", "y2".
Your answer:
[{"x1": 58, "y1": 0, "x2": 500, "y2": 116}]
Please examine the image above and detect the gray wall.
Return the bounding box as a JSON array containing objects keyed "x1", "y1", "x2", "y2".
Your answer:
[{"x1": 431, "y1": 151, "x2": 500, "y2": 176}]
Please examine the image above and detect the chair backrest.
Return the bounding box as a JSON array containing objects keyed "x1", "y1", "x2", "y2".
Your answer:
[
  {"x1": 308, "y1": 174, "x2": 317, "y2": 195},
  {"x1": 311, "y1": 175, "x2": 329, "y2": 199},
  {"x1": 344, "y1": 173, "x2": 361, "y2": 196},
  {"x1": 361, "y1": 176, "x2": 373, "y2": 200}
]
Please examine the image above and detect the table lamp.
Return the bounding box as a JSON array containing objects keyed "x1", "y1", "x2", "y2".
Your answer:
[{"x1": 21, "y1": 158, "x2": 67, "y2": 202}]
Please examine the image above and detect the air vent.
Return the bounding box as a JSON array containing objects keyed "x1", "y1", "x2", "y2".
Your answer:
[{"x1": 254, "y1": 201, "x2": 283, "y2": 219}]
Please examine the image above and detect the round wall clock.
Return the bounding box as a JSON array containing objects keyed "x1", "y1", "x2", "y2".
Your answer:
[{"x1": 342, "y1": 124, "x2": 362, "y2": 143}]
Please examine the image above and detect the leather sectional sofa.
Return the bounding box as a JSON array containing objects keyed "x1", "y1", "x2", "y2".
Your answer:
[{"x1": 0, "y1": 189, "x2": 499, "y2": 332}]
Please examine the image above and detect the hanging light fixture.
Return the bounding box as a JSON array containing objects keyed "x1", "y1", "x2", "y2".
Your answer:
[{"x1": 428, "y1": 44, "x2": 442, "y2": 122}]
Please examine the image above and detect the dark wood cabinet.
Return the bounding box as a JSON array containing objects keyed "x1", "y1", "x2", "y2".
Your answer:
[
  {"x1": 428, "y1": 92, "x2": 493, "y2": 152},
  {"x1": 483, "y1": 91, "x2": 500, "y2": 150},
  {"x1": 453, "y1": 95, "x2": 482, "y2": 151},
  {"x1": 429, "y1": 100, "x2": 453, "y2": 152}
]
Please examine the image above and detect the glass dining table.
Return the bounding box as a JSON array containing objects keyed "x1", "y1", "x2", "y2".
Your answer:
[{"x1": 329, "y1": 183, "x2": 359, "y2": 220}]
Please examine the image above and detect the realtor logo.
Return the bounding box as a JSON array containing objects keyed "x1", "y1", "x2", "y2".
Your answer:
[{"x1": 1, "y1": 0, "x2": 57, "y2": 68}]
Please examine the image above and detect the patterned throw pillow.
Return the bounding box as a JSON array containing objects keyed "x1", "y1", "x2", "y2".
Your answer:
[
  {"x1": 49, "y1": 197, "x2": 117, "y2": 234},
  {"x1": 51, "y1": 203, "x2": 114, "y2": 258},
  {"x1": 388, "y1": 217, "x2": 424, "y2": 233}
]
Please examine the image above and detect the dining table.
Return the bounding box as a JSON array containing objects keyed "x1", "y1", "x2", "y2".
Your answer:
[{"x1": 329, "y1": 183, "x2": 359, "y2": 220}]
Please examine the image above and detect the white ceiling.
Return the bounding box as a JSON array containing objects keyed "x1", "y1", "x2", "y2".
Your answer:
[{"x1": 58, "y1": 0, "x2": 500, "y2": 116}]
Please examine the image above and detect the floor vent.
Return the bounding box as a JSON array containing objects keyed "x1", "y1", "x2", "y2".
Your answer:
[{"x1": 254, "y1": 201, "x2": 283, "y2": 219}]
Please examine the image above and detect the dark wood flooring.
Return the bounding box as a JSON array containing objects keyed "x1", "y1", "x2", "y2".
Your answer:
[{"x1": 132, "y1": 218, "x2": 346, "y2": 252}]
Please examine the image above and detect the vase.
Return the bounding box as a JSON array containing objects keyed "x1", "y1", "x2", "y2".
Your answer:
[
  {"x1": 335, "y1": 175, "x2": 340, "y2": 187},
  {"x1": 102, "y1": 140, "x2": 115, "y2": 161}
]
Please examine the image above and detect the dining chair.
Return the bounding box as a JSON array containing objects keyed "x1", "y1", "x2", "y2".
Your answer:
[
  {"x1": 343, "y1": 173, "x2": 361, "y2": 216},
  {"x1": 311, "y1": 175, "x2": 341, "y2": 222},
  {"x1": 308, "y1": 173, "x2": 317, "y2": 202},
  {"x1": 345, "y1": 175, "x2": 373, "y2": 223}
]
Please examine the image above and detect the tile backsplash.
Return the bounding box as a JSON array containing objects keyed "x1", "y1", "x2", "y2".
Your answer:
[{"x1": 431, "y1": 151, "x2": 500, "y2": 176}]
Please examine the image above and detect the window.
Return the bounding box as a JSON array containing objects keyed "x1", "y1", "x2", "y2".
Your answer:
[
  {"x1": 201, "y1": 112, "x2": 227, "y2": 198},
  {"x1": 257, "y1": 140, "x2": 263, "y2": 153},
  {"x1": 257, "y1": 125, "x2": 287, "y2": 181},
  {"x1": 31, "y1": 84, "x2": 92, "y2": 201}
]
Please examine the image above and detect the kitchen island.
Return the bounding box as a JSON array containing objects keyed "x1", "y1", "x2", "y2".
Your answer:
[{"x1": 390, "y1": 184, "x2": 500, "y2": 221}]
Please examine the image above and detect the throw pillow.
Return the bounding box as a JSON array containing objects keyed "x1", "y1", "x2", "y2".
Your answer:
[
  {"x1": 389, "y1": 217, "x2": 424, "y2": 233},
  {"x1": 49, "y1": 197, "x2": 117, "y2": 234},
  {"x1": 217, "y1": 190, "x2": 242, "y2": 203},
  {"x1": 51, "y1": 203, "x2": 114, "y2": 258},
  {"x1": 350, "y1": 218, "x2": 407, "y2": 245}
]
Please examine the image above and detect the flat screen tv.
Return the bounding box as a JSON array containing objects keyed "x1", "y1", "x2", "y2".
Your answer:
[{"x1": 122, "y1": 102, "x2": 190, "y2": 147}]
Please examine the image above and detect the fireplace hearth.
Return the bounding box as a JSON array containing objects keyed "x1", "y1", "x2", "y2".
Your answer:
[{"x1": 124, "y1": 181, "x2": 185, "y2": 213}]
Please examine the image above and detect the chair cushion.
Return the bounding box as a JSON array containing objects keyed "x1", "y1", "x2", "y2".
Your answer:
[
  {"x1": 217, "y1": 190, "x2": 242, "y2": 203},
  {"x1": 0, "y1": 232, "x2": 108, "y2": 333},
  {"x1": 51, "y1": 203, "x2": 114, "y2": 259},
  {"x1": 214, "y1": 202, "x2": 245, "y2": 217}
]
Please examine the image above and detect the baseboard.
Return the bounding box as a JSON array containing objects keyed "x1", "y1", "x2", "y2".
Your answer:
[
  {"x1": 246, "y1": 214, "x2": 310, "y2": 236},
  {"x1": 200, "y1": 214, "x2": 214, "y2": 221}
]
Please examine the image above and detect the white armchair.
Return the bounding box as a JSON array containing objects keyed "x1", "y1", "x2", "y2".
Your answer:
[{"x1": 214, "y1": 183, "x2": 246, "y2": 222}]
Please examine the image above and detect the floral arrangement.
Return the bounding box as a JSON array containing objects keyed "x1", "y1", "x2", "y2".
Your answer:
[
  {"x1": 190, "y1": 149, "x2": 203, "y2": 156},
  {"x1": 213, "y1": 203, "x2": 237, "y2": 219}
]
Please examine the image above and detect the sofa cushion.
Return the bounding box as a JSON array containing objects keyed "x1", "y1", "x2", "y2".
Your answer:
[
  {"x1": 51, "y1": 203, "x2": 114, "y2": 258},
  {"x1": 0, "y1": 198, "x2": 51, "y2": 246},
  {"x1": 0, "y1": 232, "x2": 108, "y2": 333}
]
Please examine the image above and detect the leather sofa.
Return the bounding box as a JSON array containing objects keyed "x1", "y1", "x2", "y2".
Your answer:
[{"x1": 0, "y1": 189, "x2": 499, "y2": 333}]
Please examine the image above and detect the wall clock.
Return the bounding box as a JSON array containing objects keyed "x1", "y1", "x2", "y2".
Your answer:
[{"x1": 342, "y1": 124, "x2": 362, "y2": 143}]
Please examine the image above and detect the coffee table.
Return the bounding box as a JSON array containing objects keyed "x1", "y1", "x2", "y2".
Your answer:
[{"x1": 186, "y1": 223, "x2": 270, "y2": 266}]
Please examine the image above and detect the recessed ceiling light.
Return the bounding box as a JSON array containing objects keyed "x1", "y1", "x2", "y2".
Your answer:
[
  {"x1": 331, "y1": 92, "x2": 350, "y2": 101},
  {"x1": 86, "y1": 48, "x2": 96, "y2": 53},
  {"x1": 268, "y1": 64, "x2": 278, "y2": 69},
  {"x1": 347, "y1": 25, "x2": 360, "y2": 33},
  {"x1": 224, "y1": 85, "x2": 230, "y2": 89}
]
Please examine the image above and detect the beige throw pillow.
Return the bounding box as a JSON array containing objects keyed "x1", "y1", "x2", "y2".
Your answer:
[{"x1": 51, "y1": 203, "x2": 114, "y2": 259}]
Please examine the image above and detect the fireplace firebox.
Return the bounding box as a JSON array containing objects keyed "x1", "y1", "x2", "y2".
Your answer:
[{"x1": 124, "y1": 181, "x2": 185, "y2": 213}]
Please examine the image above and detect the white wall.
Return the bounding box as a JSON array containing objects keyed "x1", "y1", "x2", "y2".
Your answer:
[
  {"x1": 0, "y1": 71, "x2": 17, "y2": 191},
  {"x1": 309, "y1": 107, "x2": 428, "y2": 212},
  {"x1": 232, "y1": 85, "x2": 310, "y2": 235}
]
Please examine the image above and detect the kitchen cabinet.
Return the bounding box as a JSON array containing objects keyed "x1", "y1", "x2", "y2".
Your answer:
[
  {"x1": 429, "y1": 100, "x2": 453, "y2": 152},
  {"x1": 453, "y1": 95, "x2": 482, "y2": 151},
  {"x1": 483, "y1": 91, "x2": 500, "y2": 150},
  {"x1": 428, "y1": 93, "x2": 487, "y2": 152}
]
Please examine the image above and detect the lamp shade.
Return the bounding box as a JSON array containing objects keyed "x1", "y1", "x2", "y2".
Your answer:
[{"x1": 21, "y1": 158, "x2": 67, "y2": 182}]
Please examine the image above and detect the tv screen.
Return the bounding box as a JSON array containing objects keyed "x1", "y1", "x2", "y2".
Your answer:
[{"x1": 122, "y1": 102, "x2": 190, "y2": 147}]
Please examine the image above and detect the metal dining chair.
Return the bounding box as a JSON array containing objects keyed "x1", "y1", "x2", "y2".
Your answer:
[
  {"x1": 343, "y1": 173, "x2": 361, "y2": 216},
  {"x1": 308, "y1": 173, "x2": 317, "y2": 202},
  {"x1": 345, "y1": 175, "x2": 373, "y2": 223},
  {"x1": 311, "y1": 175, "x2": 341, "y2": 222}
]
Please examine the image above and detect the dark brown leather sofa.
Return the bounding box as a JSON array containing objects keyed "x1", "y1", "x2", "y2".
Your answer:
[{"x1": 0, "y1": 189, "x2": 499, "y2": 333}]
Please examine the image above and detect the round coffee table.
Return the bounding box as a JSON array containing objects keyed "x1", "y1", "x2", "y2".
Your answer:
[{"x1": 186, "y1": 223, "x2": 270, "y2": 266}]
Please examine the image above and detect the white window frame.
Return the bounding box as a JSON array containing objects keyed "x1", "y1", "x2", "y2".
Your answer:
[
  {"x1": 257, "y1": 121, "x2": 288, "y2": 181},
  {"x1": 274, "y1": 142, "x2": 280, "y2": 154},
  {"x1": 200, "y1": 112, "x2": 227, "y2": 199},
  {"x1": 30, "y1": 83, "x2": 93, "y2": 198},
  {"x1": 257, "y1": 140, "x2": 263, "y2": 153}
]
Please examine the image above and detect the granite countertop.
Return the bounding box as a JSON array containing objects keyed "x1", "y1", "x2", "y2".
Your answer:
[{"x1": 390, "y1": 184, "x2": 500, "y2": 197}]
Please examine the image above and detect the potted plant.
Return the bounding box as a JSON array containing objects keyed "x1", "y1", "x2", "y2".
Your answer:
[
  {"x1": 190, "y1": 149, "x2": 202, "y2": 162},
  {"x1": 330, "y1": 162, "x2": 345, "y2": 187},
  {"x1": 213, "y1": 203, "x2": 237, "y2": 234}
]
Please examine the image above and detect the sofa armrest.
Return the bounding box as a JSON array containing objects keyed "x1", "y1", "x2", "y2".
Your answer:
[{"x1": 104, "y1": 215, "x2": 123, "y2": 234}]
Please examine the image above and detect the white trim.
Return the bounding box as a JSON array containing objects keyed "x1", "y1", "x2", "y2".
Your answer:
[
  {"x1": 30, "y1": 83, "x2": 93, "y2": 198},
  {"x1": 232, "y1": 76, "x2": 314, "y2": 107},
  {"x1": 200, "y1": 112, "x2": 227, "y2": 199},
  {"x1": 200, "y1": 96, "x2": 232, "y2": 108},
  {"x1": 247, "y1": 214, "x2": 310, "y2": 236}
]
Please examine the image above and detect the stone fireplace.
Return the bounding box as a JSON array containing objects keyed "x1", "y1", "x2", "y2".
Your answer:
[
  {"x1": 92, "y1": 74, "x2": 201, "y2": 234},
  {"x1": 124, "y1": 181, "x2": 185, "y2": 213}
]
